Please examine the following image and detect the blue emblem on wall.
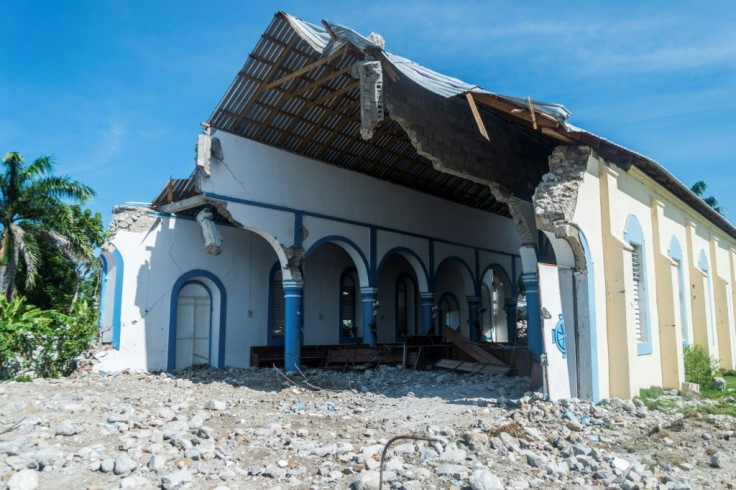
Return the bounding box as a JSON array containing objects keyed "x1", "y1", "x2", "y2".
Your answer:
[{"x1": 552, "y1": 314, "x2": 566, "y2": 359}]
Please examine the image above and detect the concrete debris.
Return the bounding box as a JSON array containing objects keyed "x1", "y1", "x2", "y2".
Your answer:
[{"x1": 0, "y1": 365, "x2": 734, "y2": 488}]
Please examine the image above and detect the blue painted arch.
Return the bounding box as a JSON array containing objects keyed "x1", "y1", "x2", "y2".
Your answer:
[
  {"x1": 435, "y1": 255, "x2": 477, "y2": 296},
  {"x1": 168, "y1": 270, "x2": 227, "y2": 371},
  {"x1": 479, "y1": 263, "x2": 513, "y2": 298},
  {"x1": 377, "y1": 246, "x2": 429, "y2": 292},
  {"x1": 108, "y1": 248, "x2": 124, "y2": 350},
  {"x1": 306, "y1": 235, "x2": 371, "y2": 288}
]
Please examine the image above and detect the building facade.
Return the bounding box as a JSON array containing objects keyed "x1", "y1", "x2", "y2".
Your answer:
[{"x1": 98, "y1": 12, "x2": 736, "y2": 401}]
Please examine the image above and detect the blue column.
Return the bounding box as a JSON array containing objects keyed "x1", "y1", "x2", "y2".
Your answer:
[
  {"x1": 504, "y1": 298, "x2": 518, "y2": 344},
  {"x1": 420, "y1": 293, "x2": 435, "y2": 335},
  {"x1": 467, "y1": 296, "x2": 481, "y2": 342},
  {"x1": 283, "y1": 279, "x2": 303, "y2": 373},
  {"x1": 522, "y1": 272, "x2": 542, "y2": 359},
  {"x1": 360, "y1": 287, "x2": 378, "y2": 347}
]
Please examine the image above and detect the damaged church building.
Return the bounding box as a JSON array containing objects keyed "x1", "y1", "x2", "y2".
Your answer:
[{"x1": 97, "y1": 12, "x2": 736, "y2": 401}]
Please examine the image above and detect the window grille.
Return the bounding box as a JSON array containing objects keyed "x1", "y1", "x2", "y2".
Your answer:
[{"x1": 632, "y1": 245, "x2": 644, "y2": 343}]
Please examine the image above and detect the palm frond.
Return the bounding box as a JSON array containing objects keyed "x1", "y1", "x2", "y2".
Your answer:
[
  {"x1": 21, "y1": 155, "x2": 54, "y2": 181},
  {"x1": 10, "y1": 224, "x2": 40, "y2": 289},
  {"x1": 29, "y1": 176, "x2": 95, "y2": 203},
  {"x1": 691, "y1": 180, "x2": 707, "y2": 197}
]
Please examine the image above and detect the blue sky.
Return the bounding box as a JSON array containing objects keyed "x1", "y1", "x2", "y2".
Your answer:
[{"x1": 3, "y1": 1, "x2": 735, "y2": 226}]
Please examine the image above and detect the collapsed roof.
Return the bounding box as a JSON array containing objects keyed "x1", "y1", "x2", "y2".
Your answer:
[{"x1": 156, "y1": 11, "x2": 735, "y2": 239}]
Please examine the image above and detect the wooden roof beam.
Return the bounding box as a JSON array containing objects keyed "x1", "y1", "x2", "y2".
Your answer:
[{"x1": 259, "y1": 45, "x2": 350, "y2": 92}]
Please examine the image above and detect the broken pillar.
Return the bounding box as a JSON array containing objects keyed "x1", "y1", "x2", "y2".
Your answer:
[
  {"x1": 360, "y1": 287, "x2": 378, "y2": 347},
  {"x1": 196, "y1": 208, "x2": 222, "y2": 255}
]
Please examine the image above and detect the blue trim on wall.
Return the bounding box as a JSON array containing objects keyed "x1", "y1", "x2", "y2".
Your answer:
[
  {"x1": 578, "y1": 230, "x2": 600, "y2": 403},
  {"x1": 369, "y1": 227, "x2": 377, "y2": 284},
  {"x1": 624, "y1": 215, "x2": 653, "y2": 356},
  {"x1": 98, "y1": 255, "x2": 108, "y2": 332},
  {"x1": 668, "y1": 236, "x2": 690, "y2": 346},
  {"x1": 435, "y1": 255, "x2": 477, "y2": 296},
  {"x1": 111, "y1": 249, "x2": 124, "y2": 350},
  {"x1": 377, "y1": 246, "x2": 429, "y2": 288},
  {"x1": 167, "y1": 269, "x2": 227, "y2": 371},
  {"x1": 204, "y1": 191, "x2": 521, "y2": 259}
]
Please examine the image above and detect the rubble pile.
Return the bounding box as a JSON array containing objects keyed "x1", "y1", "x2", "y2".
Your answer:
[{"x1": 1, "y1": 365, "x2": 735, "y2": 489}]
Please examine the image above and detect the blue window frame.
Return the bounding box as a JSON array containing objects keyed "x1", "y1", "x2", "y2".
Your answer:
[{"x1": 339, "y1": 267, "x2": 361, "y2": 344}]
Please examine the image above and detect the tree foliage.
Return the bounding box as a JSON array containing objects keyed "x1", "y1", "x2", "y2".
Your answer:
[
  {"x1": 691, "y1": 180, "x2": 724, "y2": 215},
  {"x1": 0, "y1": 152, "x2": 95, "y2": 299}
]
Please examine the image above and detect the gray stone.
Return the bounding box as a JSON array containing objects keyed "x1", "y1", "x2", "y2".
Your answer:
[
  {"x1": 55, "y1": 420, "x2": 78, "y2": 436},
  {"x1": 120, "y1": 475, "x2": 155, "y2": 489},
  {"x1": 714, "y1": 377, "x2": 727, "y2": 391},
  {"x1": 434, "y1": 464, "x2": 470, "y2": 478},
  {"x1": 205, "y1": 399, "x2": 227, "y2": 410},
  {"x1": 438, "y1": 446, "x2": 467, "y2": 463},
  {"x1": 711, "y1": 451, "x2": 729, "y2": 468},
  {"x1": 100, "y1": 458, "x2": 115, "y2": 473},
  {"x1": 161, "y1": 470, "x2": 193, "y2": 490},
  {"x1": 352, "y1": 470, "x2": 380, "y2": 490},
  {"x1": 114, "y1": 453, "x2": 139, "y2": 476},
  {"x1": 7, "y1": 469, "x2": 39, "y2": 490},
  {"x1": 148, "y1": 455, "x2": 165, "y2": 471},
  {"x1": 469, "y1": 469, "x2": 504, "y2": 490}
]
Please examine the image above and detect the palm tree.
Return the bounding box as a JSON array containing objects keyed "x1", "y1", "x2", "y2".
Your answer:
[
  {"x1": 0, "y1": 152, "x2": 95, "y2": 299},
  {"x1": 691, "y1": 180, "x2": 724, "y2": 215}
]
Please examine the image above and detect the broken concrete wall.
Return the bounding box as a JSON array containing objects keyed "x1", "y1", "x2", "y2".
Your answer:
[{"x1": 384, "y1": 75, "x2": 554, "y2": 198}]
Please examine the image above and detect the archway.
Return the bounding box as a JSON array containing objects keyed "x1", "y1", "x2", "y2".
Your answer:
[
  {"x1": 480, "y1": 264, "x2": 513, "y2": 342},
  {"x1": 377, "y1": 252, "x2": 421, "y2": 342},
  {"x1": 434, "y1": 257, "x2": 476, "y2": 338},
  {"x1": 168, "y1": 270, "x2": 226, "y2": 370}
]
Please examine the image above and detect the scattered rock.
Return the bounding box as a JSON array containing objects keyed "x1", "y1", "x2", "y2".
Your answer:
[{"x1": 7, "y1": 469, "x2": 39, "y2": 490}]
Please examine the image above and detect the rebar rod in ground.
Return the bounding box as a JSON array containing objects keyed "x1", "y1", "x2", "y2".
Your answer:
[{"x1": 378, "y1": 434, "x2": 441, "y2": 490}]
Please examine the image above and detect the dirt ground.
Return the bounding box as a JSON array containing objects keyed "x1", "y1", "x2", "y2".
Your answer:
[{"x1": 1, "y1": 365, "x2": 735, "y2": 489}]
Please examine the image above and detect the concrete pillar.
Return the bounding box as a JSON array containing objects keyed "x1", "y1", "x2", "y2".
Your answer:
[
  {"x1": 523, "y1": 271, "x2": 543, "y2": 359},
  {"x1": 505, "y1": 298, "x2": 518, "y2": 343},
  {"x1": 420, "y1": 292, "x2": 436, "y2": 335},
  {"x1": 283, "y1": 279, "x2": 303, "y2": 373},
  {"x1": 360, "y1": 287, "x2": 378, "y2": 347},
  {"x1": 467, "y1": 296, "x2": 481, "y2": 342}
]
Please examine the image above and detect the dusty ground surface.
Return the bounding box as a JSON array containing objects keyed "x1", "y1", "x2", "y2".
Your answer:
[{"x1": 1, "y1": 365, "x2": 736, "y2": 490}]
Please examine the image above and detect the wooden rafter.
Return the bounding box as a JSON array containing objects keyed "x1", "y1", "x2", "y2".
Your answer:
[
  {"x1": 465, "y1": 93, "x2": 490, "y2": 141},
  {"x1": 306, "y1": 81, "x2": 359, "y2": 108},
  {"x1": 259, "y1": 45, "x2": 350, "y2": 92}
]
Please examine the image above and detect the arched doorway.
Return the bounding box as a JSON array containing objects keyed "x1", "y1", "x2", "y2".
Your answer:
[
  {"x1": 377, "y1": 252, "x2": 422, "y2": 342},
  {"x1": 168, "y1": 270, "x2": 226, "y2": 371},
  {"x1": 175, "y1": 282, "x2": 212, "y2": 369}
]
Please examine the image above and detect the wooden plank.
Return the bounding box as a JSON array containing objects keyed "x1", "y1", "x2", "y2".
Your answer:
[
  {"x1": 259, "y1": 45, "x2": 349, "y2": 92},
  {"x1": 527, "y1": 96, "x2": 538, "y2": 130},
  {"x1": 465, "y1": 93, "x2": 490, "y2": 141},
  {"x1": 290, "y1": 65, "x2": 354, "y2": 97},
  {"x1": 306, "y1": 81, "x2": 359, "y2": 108},
  {"x1": 442, "y1": 327, "x2": 507, "y2": 366},
  {"x1": 159, "y1": 194, "x2": 207, "y2": 214},
  {"x1": 434, "y1": 358, "x2": 510, "y2": 375}
]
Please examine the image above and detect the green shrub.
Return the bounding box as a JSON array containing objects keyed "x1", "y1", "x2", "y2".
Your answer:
[
  {"x1": 0, "y1": 295, "x2": 97, "y2": 380},
  {"x1": 683, "y1": 344, "x2": 719, "y2": 389}
]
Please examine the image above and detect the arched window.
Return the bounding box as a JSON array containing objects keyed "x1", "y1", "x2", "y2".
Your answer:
[
  {"x1": 624, "y1": 215, "x2": 652, "y2": 355},
  {"x1": 438, "y1": 292, "x2": 460, "y2": 331},
  {"x1": 340, "y1": 268, "x2": 359, "y2": 343},
  {"x1": 395, "y1": 273, "x2": 417, "y2": 340},
  {"x1": 698, "y1": 250, "x2": 717, "y2": 346},
  {"x1": 268, "y1": 263, "x2": 285, "y2": 346},
  {"x1": 668, "y1": 237, "x2": 689, "y2": 346}
]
